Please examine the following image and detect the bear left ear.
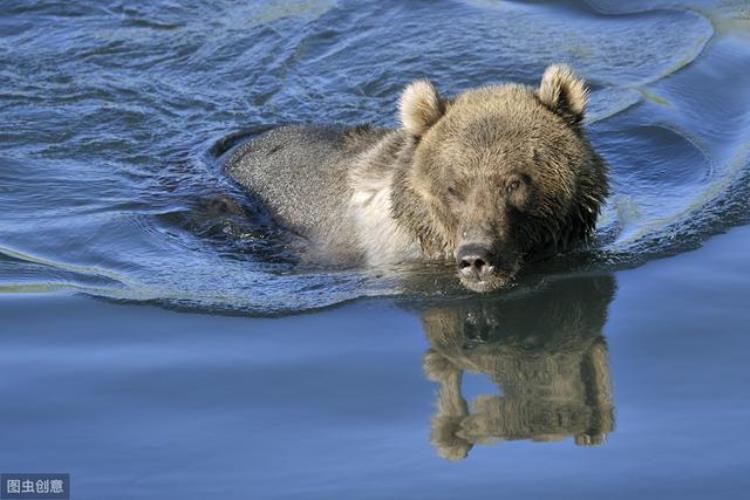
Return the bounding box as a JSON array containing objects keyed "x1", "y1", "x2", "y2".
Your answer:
[
  {"x1": 538, "y1": 64, "x2": 588, "y2": 126},
  {"x1": 399, "y1": 80, "x2": 444, "y2": 137}
]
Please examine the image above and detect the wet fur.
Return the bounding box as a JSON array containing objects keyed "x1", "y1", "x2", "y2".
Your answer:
[{"x1": 224, "y1": 65, "x2": 608, "y2": 285}]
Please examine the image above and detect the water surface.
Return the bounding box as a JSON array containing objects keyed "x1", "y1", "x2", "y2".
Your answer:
[
  {"x1": 2, "y1": 226, "x2": 749, "y2": 499},
  {"x1": 1, "y1": 0, "x2": 750, "y2": 498},
  {"x1": 2, "y1": 0, "x2": 749, "y2": 312}
]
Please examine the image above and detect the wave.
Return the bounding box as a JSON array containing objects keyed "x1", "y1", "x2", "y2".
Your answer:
[{"x1": 1, "y1": 0, "x2": 748, "y2": 314}]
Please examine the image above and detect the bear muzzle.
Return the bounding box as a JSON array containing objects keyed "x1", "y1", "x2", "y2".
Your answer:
[{"x1": 455, "y1": 243, "x2": 520, "y2": 293}]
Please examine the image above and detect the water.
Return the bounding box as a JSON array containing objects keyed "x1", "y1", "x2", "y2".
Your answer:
[
  {"x1": 2, "y1": 0, "x2": 749, "y2": 312},
  {"x1": 1, "y1": 0, "x2": 749, "y2": 498}
]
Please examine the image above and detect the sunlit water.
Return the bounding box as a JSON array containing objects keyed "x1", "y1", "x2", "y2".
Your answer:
[
  {"x1": 2, "y1": 1, "x2": 750, "y2": 499},
  {"x1": 2, "y1": 0, "x2": 749, "y2": 313}
]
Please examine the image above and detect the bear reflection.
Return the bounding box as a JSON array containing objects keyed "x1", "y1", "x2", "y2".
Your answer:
[{"x1": 421, "y1": 275, "x2": 615, "y2": 460}]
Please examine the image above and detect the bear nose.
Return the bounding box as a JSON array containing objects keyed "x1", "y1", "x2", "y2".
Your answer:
[{"x1": 456, "y1": 244, "x2": 494, "y2": 278}]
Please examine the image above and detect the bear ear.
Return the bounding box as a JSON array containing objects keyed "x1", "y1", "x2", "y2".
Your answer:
[
  {"x1": 538, "y1": 64, "x2": 588, "y2": 126},
  {"x1": 399, "y1": 80, "x2": 444, "y2": 137}
]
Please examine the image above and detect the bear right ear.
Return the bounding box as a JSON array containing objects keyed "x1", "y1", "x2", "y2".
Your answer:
[
  {"x1": 538, "y1": 64, "x2": 588, "y2": 126},
  {"x1": 399, "y1": 80, "x2": 444, "y2": 137}
]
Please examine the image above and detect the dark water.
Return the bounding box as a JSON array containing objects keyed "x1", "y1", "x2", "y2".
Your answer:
[{"x1": 1, "y1": 0, "x2": 750, "y2": 498}]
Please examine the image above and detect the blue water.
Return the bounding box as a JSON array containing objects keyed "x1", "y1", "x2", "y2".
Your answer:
[{"x1": 1, "y1": 0, "x2": 750, "y2": 498}]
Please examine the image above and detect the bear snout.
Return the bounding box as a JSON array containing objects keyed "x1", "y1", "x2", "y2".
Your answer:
[
  {"x1": 455, "y1": 243, "x2": 519, "y2": 293},
  {"x1": 456, "y1": 244, "x2": 495, "y2": 280}
]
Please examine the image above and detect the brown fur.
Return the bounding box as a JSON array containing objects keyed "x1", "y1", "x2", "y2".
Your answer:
[
  {"x1": 225, "y1": 64, "x2": 608, "y2": 291},
  {"x1": 388, "y1": 64, "x2": 608, "y2": 290}
]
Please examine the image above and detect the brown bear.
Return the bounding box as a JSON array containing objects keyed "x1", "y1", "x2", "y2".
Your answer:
[{"x1": 224, "y1": 64, "x2": 608, "y2": 292}]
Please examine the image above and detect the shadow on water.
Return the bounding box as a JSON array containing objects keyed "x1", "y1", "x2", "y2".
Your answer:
[{"x1": 419, "y1": 274, "x2": 616, "y2": 460}]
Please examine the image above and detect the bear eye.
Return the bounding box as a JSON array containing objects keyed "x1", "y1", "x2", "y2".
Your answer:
[
  {"x1": 447, "y1": 186, "x2": 459, "y2": 197},
  {"x1": 506, "y1": 180, "x2": 521, "y2": 194}
]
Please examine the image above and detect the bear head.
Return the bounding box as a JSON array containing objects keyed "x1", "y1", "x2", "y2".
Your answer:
[{"x1": 396, "y1": 65, "x2": 608, "y2": 292}]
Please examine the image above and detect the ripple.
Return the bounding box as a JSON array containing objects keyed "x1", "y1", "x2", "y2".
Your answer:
[{"x1": 1, "y1": 0, "x2": 748, "y2": 314}]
